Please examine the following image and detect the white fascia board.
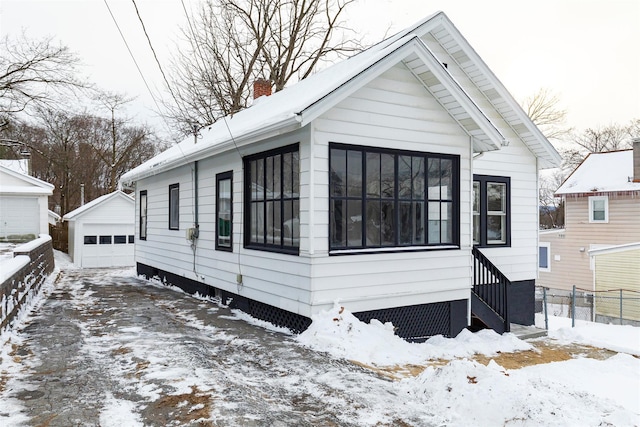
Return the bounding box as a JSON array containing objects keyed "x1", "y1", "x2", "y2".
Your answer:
[
  {"x1": 297, "y1": 36, "x2": 504, "y2": 153},
  {"x1": 410, "y1": 38, "x2": 504, "y2": 151},
  {"x1": 120, "y1": 115, "x2": 302, "y2": 186},
  {"x1": 0, "y1": 165, "x2": 55, "y2": 192},
  {"x1": 439, "y1": 18, "x2": 562, "y2": 168}
]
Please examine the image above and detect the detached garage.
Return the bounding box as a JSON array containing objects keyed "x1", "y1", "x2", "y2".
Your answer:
[
  {"x1": 0, "y1": 164, "x2": 54, "y2": 241},
  {"x1": 63, "y1": 190, "x2": 135, "y2": 268}
]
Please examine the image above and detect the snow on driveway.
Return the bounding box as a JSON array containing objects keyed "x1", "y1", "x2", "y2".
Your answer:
[{"x1": 0, "y1": 262, "x2": 638, "y2": 426}]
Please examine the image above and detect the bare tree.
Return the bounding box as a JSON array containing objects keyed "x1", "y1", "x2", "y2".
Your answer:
[
  {"x1": 0, "y1": 33, "x2": 87, "y2": 128},
  {"x1": 91, "y1": 91, "x2": 157, "y2": 192},
  {"x1": 166, "y1": 0, "x2": 361, "y2": 133},
  {"x1": 521, "y1": 88, "x2": 569, "y2": 141},
  {"x1": 538, "y1": 170, "x2": 565, "y2": 229}
]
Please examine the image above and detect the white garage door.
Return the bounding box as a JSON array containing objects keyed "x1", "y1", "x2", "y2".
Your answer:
[
  {"x1": 0, "y1": 197, "x2": 39, "y2": 239},
  {"x1": 81, "y1": 223, "x2": 135, "y2": 268}
]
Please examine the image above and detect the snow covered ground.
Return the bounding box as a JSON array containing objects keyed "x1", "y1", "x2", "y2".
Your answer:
[{"x1": 0, "y1": 254, "x2": 638, "y2": 426}]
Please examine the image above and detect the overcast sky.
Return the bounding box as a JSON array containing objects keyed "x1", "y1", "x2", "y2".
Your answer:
[{"x1": 2, "y1": 0, "x2": 638, "y2": 138}]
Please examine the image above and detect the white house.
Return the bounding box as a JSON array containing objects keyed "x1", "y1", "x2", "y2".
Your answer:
[
  {"x1": 0, "y1": 164, "x2": 54, "y2": 241},
  {"x1": 63, "y1": 190, "x2": 135, "y2": 268},
  {"x1": 120, "y1": 12, "x2": 561, "y2": 340}
]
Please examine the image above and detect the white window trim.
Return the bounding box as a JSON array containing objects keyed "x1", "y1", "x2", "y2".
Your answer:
[
  {"x1": 588, "y1": 195, "x2": 608, "y2": 223},
  {"x1": 538, "y1": 241, "x2": 551, "y2": 272}
]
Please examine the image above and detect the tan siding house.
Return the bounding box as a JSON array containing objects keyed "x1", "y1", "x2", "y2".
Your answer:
[
  {"x1": 590, "y1": 243, "x2": 640, "y2": 324},
  {"x1": 539, "y1": 147, "x2": 640, "y2": 292}
]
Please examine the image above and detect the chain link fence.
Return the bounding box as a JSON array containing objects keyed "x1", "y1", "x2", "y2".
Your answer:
[{"x1": 536, "y1": 286, "x2": 640, "y2": 328}]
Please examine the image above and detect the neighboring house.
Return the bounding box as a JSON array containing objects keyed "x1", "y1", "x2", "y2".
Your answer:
[
  {"x1": 63, "y1": 190, "x2": 135, "y2": 268},
  {"x1": 48, "y1": 210, "x2": 61, "y2": 226},
  {"x1": 0, "y1": 164, "x2": 54, "y2": 241},
  {"x1": 589, "y1": 242, "x2": 640, "y2": 325},
  {"x1": 539, "y1": 146, "x2": 640, "y2": 292},
  {"x1": 120, "y1": 12, "x2": 561, "y2": 340}
]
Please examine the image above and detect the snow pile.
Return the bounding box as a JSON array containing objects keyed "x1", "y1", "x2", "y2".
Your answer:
[
  {"x1": 296, "y1": 303, "x2": 532, "y2": 366},
  {"x1": 536, "y1": 313, "x2": 640, "y2": 355}
]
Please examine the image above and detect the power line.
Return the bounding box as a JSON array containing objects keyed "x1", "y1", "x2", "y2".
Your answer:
[
  {"x1": 131, "y1": 0, "x2": 183, "y2": 115},
  {"x1": 102, "y1": 0, "x2": 164, "y2": 118}
]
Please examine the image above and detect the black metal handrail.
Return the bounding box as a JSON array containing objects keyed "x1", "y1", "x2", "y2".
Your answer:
[{"x1": 472, "y1": 246, "x2": 510, "y2": 332}]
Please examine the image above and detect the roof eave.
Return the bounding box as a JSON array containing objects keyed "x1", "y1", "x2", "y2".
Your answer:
[{"x1": 120, "y1": 115, "x2": 302, "y2": 187}]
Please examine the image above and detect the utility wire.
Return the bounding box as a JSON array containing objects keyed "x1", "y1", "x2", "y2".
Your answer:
[
  {"x1": 102, "y1": 0, "x2": 164, "y2": 120},
  {"x1": 131, "y1": 0, "x2": 184, "y2": 118}
]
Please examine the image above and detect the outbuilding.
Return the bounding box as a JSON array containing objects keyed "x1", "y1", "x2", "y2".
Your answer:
[
  {"x1": 0, "y1": 164, "x2": 54, "y2": 242},
  {"x1": 63, "y1": 190, "x2": 135, "y2": 268}
]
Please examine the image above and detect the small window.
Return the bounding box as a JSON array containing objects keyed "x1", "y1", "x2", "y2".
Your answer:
[
  {"x1": 169, "y1": 184, "x2": 180, "y2": 230},
  {"x1": 114, "y1": 235, "x2": 127, "y2": 244},
  {"x1": 589, "y1": 196, "x2": 608, "y2": 223},
  {"x1": 539, "y1": 242, "x2": 551, "y2": 272},
  {"x1": 473, "y1": 175, "x2": 510, "y2": 247},
  {"x1": 99, "y1": 235, "x2": 112, "y2": 244},
  {"x1": 128, "y1": 235, "x2": 134, "y2": 243},
  {"x1": 216, "y1": 171, "x2": 233, "y2": 251},
  {"x1": 84, "y1": 235, "x2": 97, "y2": 245},
  {"x1": 140, "y1": 190, "x2": 147, "y2": 240}
]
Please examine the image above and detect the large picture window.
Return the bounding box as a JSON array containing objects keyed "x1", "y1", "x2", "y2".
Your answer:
[
  {"x1": 244, "y1": 144, "x2": 299, "y2": 254},
  {"x1": 139, "y1": 190, "x2": 147, "y2": 241},
  {"x1": 169, "y1": 183, "x2": 179, "y2": 230},
  {"x1": 329, "y1": 143, "x2": 459, "y2": 252},
  {"x1": 473, "y1": 175, "x2": 510, "y2": 247},
  {"x1": 216, "y1": 171, "x2": 233, "y2": 251}
]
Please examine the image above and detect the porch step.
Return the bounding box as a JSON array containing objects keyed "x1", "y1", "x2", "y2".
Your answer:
[{"x1": 509, "y1": 323, "x2": 547, "y2": 340}]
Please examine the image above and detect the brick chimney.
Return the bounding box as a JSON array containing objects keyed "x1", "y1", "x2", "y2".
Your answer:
[
  {"x1": 253, "y1": 78, "x2": 272, "y2": 99},
  {"x1": 634, "y1": 138, "x2": 640, "y2": 182}
]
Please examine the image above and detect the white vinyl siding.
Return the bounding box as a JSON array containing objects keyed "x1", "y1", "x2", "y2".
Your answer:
[{"x1": 310, "y1": 63, "x2": 472, "y2": 313}]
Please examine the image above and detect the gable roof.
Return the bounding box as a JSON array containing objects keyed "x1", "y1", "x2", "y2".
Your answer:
[
  {"x1": 120, "y1": 11, "x2": 559, "y2": 186},
  {"x1": 0, "y1": 164, "x2": 54, "y2": 195},
  {"x1": 555, "y1": 150, "x2": 640, "y2": 195},
  {"x1": 63, "y1": 190, "x2": 134, "y2": 221}
]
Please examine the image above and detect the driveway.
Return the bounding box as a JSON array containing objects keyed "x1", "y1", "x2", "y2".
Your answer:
[{"x1": 0, "y1": 267, "x2": 419, "y2": 427}]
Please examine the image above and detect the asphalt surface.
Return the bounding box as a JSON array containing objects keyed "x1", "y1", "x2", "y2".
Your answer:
[{"x1": 0, "y1": 267, "x2": 414, "y2": 427}]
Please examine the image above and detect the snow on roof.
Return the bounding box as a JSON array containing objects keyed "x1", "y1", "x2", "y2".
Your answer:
[
  {"x1": 0, "y1": 164, "x2": 54, "y2": 194},
  {"x1": 120, "y1": 11, "x2": 558, "y2": 186},
  {"x1": 0, "y1": 159, "x2": 29, "y2": 174},
  {"x1": 555, "y1": 150, "x2": 640, "y2": 195},
  {"x1": 63, "y1": 190, "x2": 134, "y2": 221}
]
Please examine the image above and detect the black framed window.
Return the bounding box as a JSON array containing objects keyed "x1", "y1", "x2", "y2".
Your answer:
[
  {"x1": 244, "y1": 143, "x2": 299, "y2": 254},
  {"x1": 139, "y1": 190, "x2": 147, "y2": 240},
  {"x1": 329, "y1": 143, "x2": 459, "y2": 251},
  {"x1": 473, "y1": 175, "x2": 510, "y2": 247},
  {"x1": 169, "y1": 183, "x2": 179, "y2": 230},
  {"x1": 99, "y1": 235, "x2": 112, "y2": 244},
  {"x1": 114, "y1": 235, "x2": 127, "y2": 244},
  {"x1": 216, "y1": 171, "x2": 233, "y2": 251},
  {"x1": 84, "y1": 235, "x2": 97, "y2": 245}
]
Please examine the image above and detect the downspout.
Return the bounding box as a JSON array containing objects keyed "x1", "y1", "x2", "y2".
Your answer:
[
  {"x1": 191, "y1": 161, "x2": 200, "y2": 274},
  {"x1": 468, "y1": 136, "x2": 474, "y2": 328}
]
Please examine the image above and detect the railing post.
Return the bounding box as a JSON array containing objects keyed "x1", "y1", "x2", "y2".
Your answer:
[
  {"x1": 571, "y1": 285, "x2": 576, "y2": 327},
  {"x1": 620, "y1": 289, "x2": 623, "y2": 325},
  {"x1": 543, "y1": 287, "x2": 548, "y2": 330}
]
